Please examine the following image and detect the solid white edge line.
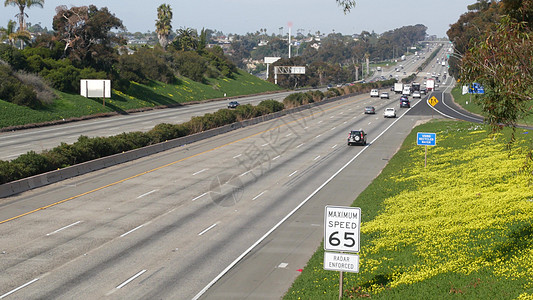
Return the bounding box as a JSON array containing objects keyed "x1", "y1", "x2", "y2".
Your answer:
[
  {"x1": 46, "y1": 220, "x2": 83, "y2": 236},
  {"x1": 0, "y1": 278, "x2": 39, "y2": 299},
  {"x1": 191, "y1": 103, "x2": 411, "y2": 300},
  {"x1": 440, "y1": 80, "x2": 483, "y2": 121},
  {"x1": 116, "y1": 270, "x2": 147, "y2": 289},
  {"x1": 198, "y1": 223, "x2": 217, "y2": 236}
]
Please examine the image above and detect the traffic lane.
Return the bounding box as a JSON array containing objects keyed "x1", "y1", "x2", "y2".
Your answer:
[
  {"x1": 425, "y1": 85, "x2": 484, "y2": 123},
  {"x1": 0, "y1": 93, "x2": 391, "y2": 298},
  {"x1": 0, "y1": 90, "x2": 295, "y2": 161},
  {"x1": 199, "y1": 96, "x2": 433, "y2": 299}
]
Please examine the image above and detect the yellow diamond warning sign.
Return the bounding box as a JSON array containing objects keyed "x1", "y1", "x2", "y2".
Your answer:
[{"x1": 428, "y1": 96, "x2": 439, "y2": 107}]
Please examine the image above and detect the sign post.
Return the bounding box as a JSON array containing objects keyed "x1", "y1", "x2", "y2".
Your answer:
[
  {"x1": 417, "y1": 132, "x2": 436, "y2": 167},
  {"x1": 324, "y1": 206, "x2": 361, "y2": 299}
]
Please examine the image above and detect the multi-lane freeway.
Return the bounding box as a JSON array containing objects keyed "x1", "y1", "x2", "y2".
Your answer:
[{"x1": 0, "y1": 45, "x2": 476, "y2": 300}]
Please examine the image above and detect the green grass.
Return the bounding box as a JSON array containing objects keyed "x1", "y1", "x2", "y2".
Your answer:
[
  {"x1": 285, "y1": 120, "x2": 533, "y2": 299},
  {"x1": 0, "y1": 70, "x2": 281, "y2": 129},
  {"x1": 451, "y1": 85, "x2": 533, "y2": 126}
]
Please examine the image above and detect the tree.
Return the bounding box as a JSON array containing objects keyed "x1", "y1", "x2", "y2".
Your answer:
[
  {"x1": 52, "y1": 5, "x2": 125, "y2": 71},
  {"x1": 4, "y1": 0, "x2": 44, "y2": 33},
  {"x1": 173, "y1": 28, "x2": 198, "y2": 51},
  {"x1": 155, "y1": 4, "x2": 172, "y2": 49},
  {"x1": 0, "y1": 20, "x2": 30, "y2": 46},
  {"x1": 336, "y1": 0, "x2": 356, "y2": 13},
  {"x1": 460, "y1": 16, "x2": 532, "y2": 131}
]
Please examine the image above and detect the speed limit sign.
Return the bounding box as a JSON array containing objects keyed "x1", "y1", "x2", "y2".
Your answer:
[{"x1": 324, "y1": 206, "x2": 361, "y2": 253}]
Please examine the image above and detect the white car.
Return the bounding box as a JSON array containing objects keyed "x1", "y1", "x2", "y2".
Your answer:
[
  {"x1": 412, "y1": 91, "x2": 421, "y2": 98},
  {"x1": 384, "y1": 107, "x2": 396, "y2": 118},
  {"x1": 370, "y1": 89, "x2": 379, "y2": 97}
]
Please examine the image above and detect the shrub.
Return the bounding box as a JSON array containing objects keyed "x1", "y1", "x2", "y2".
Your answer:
[
  {"x1": 258, "y1": 99, "x2": 285, "y2": 113},
  {"x1": 173, "y1": 51, "x2": 208, "y2": 82},
  {"x1": 14, "y1": 71, "x2": 57, "y2": 104},
  {"x1": 0, "y1": 64, "x2": 40, "y2": 108},
  {"x1": 149, "y1": 124, "x2": 189, "y2": 143}
]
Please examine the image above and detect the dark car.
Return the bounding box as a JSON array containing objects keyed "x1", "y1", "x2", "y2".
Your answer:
[
  {"x1": 364, "y1": 106, "x2": 376, "y2": 114},
  {"x1": 347, "y1": 130, "x2": 367, "y2": 146},
  {"x1": 400, "y1": 97, "x2": 410, "y2": 108},
  {"x1": 227, "y1": 101, "x2": 240, "y2": 108}
]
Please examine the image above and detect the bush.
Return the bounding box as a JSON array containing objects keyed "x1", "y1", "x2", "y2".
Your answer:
[
  {"x1": 149, "y1": 124, "x2": 189, "y2": 143},
  {"x1": 258, "y1": 99, "x2": 285, "y2": 113},
  {"x1": 0, "y1": 44, "x2": 26, "y2": 70},
  {"x1": 0, "y1": 64, "x2": 40, "y2": 108},
  {"x1": 173, "y1": 51, "x2": 208, "y2": 82},
  {"x1": 14, "y1": 71, "x2": 57, "y2": 104}
]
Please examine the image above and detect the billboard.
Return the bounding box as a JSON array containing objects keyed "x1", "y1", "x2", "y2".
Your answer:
[{"x1": 80, "y1": 79, "x2": 111, "y2": 98}]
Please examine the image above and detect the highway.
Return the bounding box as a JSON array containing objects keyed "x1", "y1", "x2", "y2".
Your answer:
[
  {"x1": 0, "y1": 45, "x2": 471, "y2": 300},
  {"x1": 0, "y1": 86, "x2": 440, "y2": 299},
  {"x1": 0, "y1": 91, "x2": 295, "y2": 161}
]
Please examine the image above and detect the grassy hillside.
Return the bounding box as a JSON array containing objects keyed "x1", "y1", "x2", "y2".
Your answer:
[
  {"x1": 0, "y1": 70, "x2": 281, "y2": 129},
  {"x1": 285, "y1": 120, "x2": 533, "y2": 299}
]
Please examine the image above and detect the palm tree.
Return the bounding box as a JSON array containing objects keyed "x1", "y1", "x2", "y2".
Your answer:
[
  {"x1": 174, "y1": 28, "x2": 198, "y2": 51},
  {"x1": 155, "y1": 4, "x2": 172, "y2": 49},
  {"x1": 0, "y1": 19, "x2": 30, "y2": 46},
  {"x1": 4, "y1": 0, "x2": 44, "y2": 33}
]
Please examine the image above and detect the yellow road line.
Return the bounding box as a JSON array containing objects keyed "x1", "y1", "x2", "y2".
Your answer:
[{"x1": 0, "y1": 97, "x2": 361, "y2": 224}]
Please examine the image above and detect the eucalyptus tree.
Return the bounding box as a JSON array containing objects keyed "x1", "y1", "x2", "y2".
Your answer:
[{"x1": 155, "y1": 3, "x2": 172, "y2": 49}]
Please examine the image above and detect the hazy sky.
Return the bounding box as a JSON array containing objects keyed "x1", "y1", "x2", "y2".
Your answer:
[{"x1": 1, "y1": 0, "x2": 471, "y2": 37}]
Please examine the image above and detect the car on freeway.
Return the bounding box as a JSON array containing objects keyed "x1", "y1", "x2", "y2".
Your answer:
[
  {"x1": 347, "y1": 130, "x2": 367, "y2": 146},
  {"x1": 370, "y1": 89, "x2": 379, "y2": 97},
  {"x1": 227, "y1": 101, "x2": 240, "y2": 108},
  {"x1": 380, "y1": 92, "x2": 389, "y2": 99},
  {"x1": 384, "y1": 108, "x2": 396, "y2": 118},
  {"x1": 412, "y1": 91, "x2": 421, "y2": 98},
  {"x1": 400, "y1": 98, "x2": 410, "y2": 108},
  {"x1": 420, "y1": 88, "x2": 427, "y2": 94},
  {"x1": 364, "y1": 106, "x2": 376, "y2": 114}
]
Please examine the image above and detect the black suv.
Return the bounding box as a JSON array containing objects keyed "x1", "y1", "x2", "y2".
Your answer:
[
  {"x1": 347, "y1": 130, "x2": 367, "y2": 146},
  {"x1": 400, "y1": 97, "x2": 410, "y2": 108}
]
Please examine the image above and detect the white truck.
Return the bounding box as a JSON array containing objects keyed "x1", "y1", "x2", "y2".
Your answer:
[
  {"x1": 402, "y1": 86, "x2": 411, "y2": 96},
  {"x1": 426, "y1": 78, "x2": 435, "y2": 92},
  {"x1": 394, "y1": 83, "x2": 403, "y2": 94}
]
